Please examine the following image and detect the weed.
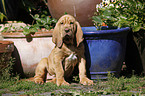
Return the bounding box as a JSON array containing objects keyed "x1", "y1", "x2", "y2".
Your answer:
[
  {"x1": 141, "y1": 88, "x2": 145, "y2": 94},
  {"x1": 72, "y1": 75, "x2": 79, "y2": 82},
  {"x1": 0, "y1": 54, "x2": 19, "y2": 81},
  {"x1": 119, "y1": 91, "x2": 138, "y2": 95},
  {"x1": 106, "y1": 72, "x2": 125, "y2": 93},
  {"x1": 0, "y1": 90, "x2": 5, "y2": 95}
]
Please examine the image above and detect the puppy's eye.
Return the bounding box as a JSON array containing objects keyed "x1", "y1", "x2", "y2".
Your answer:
[
  {"x1": 70, "y1": 22, "x2": 74, "y2": 24},
  {"x1": 60, "y1": 22, "x2": 63, "y2": 24}
]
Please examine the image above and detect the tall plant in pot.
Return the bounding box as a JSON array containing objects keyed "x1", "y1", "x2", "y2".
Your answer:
[
  {"x1": 92, "y1": 0, "x2": 145, "y2": 75},
  {"x1": 80, "y1": 0, "x2": 131, "y2": 79}
]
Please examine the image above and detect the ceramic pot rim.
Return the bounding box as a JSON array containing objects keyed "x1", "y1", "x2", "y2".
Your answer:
[
  {"x1": 1, "y1": 30, "x2": 53, "y2": 38},
  {"x1": 82, "y1": 26, "x2": 130, "y2": 36}
]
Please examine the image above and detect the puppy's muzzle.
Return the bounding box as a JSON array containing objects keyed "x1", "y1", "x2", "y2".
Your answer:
[
  {"x1": 63, "y1": 28, "x2": 73, "y2": 37},
  {"x1": 63, "y1": 34, "x2": 72, "y2": 41},
  {"x1": 65, "y1": 28, "x2": 70, "y2": 33},
  {"x1": 63, "y1": 29, "x2": 73, "y2": 44}
]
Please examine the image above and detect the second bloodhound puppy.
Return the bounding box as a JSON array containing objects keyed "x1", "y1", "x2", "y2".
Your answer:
[{"x1": 34, "y1": 14, "x2": 93, "y2": 86}]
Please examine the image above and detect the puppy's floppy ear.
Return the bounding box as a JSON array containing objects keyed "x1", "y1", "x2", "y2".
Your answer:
[
  {"x1": 52, "y1": 22, "x2": 63, "y2": 48},
  {"x1": 75, "y1": 21, "x2": 84, "y2": 47}
]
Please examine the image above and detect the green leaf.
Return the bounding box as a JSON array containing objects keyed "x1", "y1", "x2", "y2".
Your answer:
[
  {"x1": 132, "y1": 23, "x2": 141, "y2": 32},
  {"x1": 22, "y1": 26, "x2": 31, "y2": 35},
  {"x1": 92, "y1": 16, "x2": 102, "y2": 24},
  {"x1": 30, "y1": 28, "x2": 38, "y2": 33},
  {"x1": 103, "y1": 10, "x2": 112, "y2": 16},
  {"x1": 23, "y1": 30, "x2": 31, "y2": 35},
  {"x1": 33, "y1": 24, "x2": 40, "y2": 29},
  {"x1": 40, "y1": 18, "x2": 46, "y2": 24},
  {"x1": 0, "y1": 12, "x2": 7, "y2": 22},
  {"x1": 64, "y1": 12, "x2": 68, "y2": 15},
  {"x1": 33, "y1": 14, "x2": 39, "y2": 19},
  {"x1": 45, "y1": 16, "x2": 51, "y2": 23},
  {"x1": 1, "y1": 27, "x2": 8, "y2": 32},
  {"x1": 44, "y1": 25, "x2": 50, "y2": 30},
  {"x1": 103, "y1": 16, "x2": 113, "y2": 20},
  {"x1": 51, "y1": 18, "x2": 57, "y2": 23}
]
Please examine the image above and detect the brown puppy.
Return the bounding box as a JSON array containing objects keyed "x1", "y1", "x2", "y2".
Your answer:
[{"x1": 34, "y1": 14, "x2": 93, "y2": 86}]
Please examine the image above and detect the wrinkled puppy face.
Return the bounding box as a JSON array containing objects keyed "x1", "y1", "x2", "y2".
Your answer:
[
  {"x1": 58, "y1": 15, "x2": 76, "y2": 44},
  {"x1": 52, "y1": 14, "x2": 83, "y2": 48}
]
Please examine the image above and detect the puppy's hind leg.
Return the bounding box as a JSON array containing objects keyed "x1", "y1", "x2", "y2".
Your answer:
[{"x1": 34, "y1": 58, "x2": 48, "y2": 84}]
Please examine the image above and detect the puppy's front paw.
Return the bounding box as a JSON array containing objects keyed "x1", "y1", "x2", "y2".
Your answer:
[
  {"x1": 80, "y1": 77, "x2": 93, "y2": 85},
  {"x1": 57, "y1": 79, "x2": 70, "y2": 86},
  {"x1": 46, "y1": 78, "x2": 56, "y2": 84},
  {"x1": 34, "y1": 78, "x2": 44, "y2": 84}
]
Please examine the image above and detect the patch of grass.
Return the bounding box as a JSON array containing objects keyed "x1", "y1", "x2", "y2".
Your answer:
[
  {"x1": 1, "y1": 74, "x2": 145, "y2": 95},
  {"x1": 10, "y1": 81, "x2": 68, "y2": 91},
  {"x1": 91, "y1": 73, "x2": 145, "y2": 95},
  {"x1": 1, "y1": 56, "x2": 145, "y2": 95},
  {"x1": 0, "y1": 90, "x2": 6, "y2": 95},
  {"x1": 0, "y1": 80, "x2": 70, "y2": 95},
  {"x1": 107, "y1": 73, "x2": 125, "y2": 92}
]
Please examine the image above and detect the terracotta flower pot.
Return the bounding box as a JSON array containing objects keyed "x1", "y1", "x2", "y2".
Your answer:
[
  {"x1": 47, "y1": 0, "x2": 101, "y2": 27},
  {"x1": 2, "y1": 31, "x2": 55, "y2": 77},
  {"x1": 0, "y1": 40, "x2": 14, "y2": 53}
]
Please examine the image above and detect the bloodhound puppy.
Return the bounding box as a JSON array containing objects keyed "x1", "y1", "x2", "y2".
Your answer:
[{"x1": 34, "y1": 14, "x2": 93, "y2": 86}]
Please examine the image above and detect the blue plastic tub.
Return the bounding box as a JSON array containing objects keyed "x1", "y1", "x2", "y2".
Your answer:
[{"x1": 82, "y1": 26, "x2": 130, "y2": 79}]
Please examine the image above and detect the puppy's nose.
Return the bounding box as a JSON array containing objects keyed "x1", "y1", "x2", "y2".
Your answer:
[{"x1": 65, "y1": 28, "x2": 70, "y2": 33}]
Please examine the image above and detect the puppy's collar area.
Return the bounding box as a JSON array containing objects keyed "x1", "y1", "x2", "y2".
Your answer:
[{"x1": 67, "y1": 53, "x2": 77, "y2": 61}]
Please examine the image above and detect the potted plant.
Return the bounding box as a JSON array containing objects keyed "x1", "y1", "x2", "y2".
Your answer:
[
  {"x1": 91, "y1": 0, "x2": 145, "y2": 77},
  {"x1": 0, "y1": 0, "x2": 58, "y2": 77},
  {"x1": 82, "y1": 0, "x2": 131, "y2": 79},
  {"x1": 0, "y1": 14, "x2": 57, "y2": 77}
]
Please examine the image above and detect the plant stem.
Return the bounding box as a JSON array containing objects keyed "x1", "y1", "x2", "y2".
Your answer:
[{"x1": 2, "y1": 0, "x2": 7, "y2": 15}]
